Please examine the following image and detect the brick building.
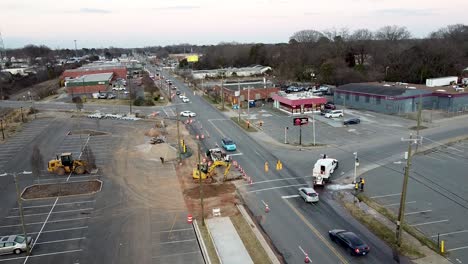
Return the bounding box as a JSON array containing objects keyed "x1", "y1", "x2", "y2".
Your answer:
[
  {"x1": 271, "y1": 92, "x2": 327, "y2": 115},
  {"x1": 213, "y1": 84, "x2": 279, "y2": 107},
  {"x1": 61, "y1": 64, "x2": 127, "y2": 82},
  {"x1": 65, "y1": 73, "x2": 113, "y2": 95}
]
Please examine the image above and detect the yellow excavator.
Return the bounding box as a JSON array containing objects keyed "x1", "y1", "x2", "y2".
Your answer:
[
  {"x1": 47, "y1": 152, "x2": 88, "y2": 175},
  {"x1": 192, "y1": 160, "x2": 231, "y2": 182}
]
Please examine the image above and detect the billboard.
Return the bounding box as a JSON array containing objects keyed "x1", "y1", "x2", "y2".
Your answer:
[{"x1": 186, "y1": 55, "x2": 199, "y2": 62}]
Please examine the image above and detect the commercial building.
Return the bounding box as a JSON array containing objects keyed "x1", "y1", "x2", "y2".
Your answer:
[
  {"x1": 61, "y1": 62, "x2": 127, "y2": 82},
  {"x1": 334, "y1": 82, "x2": 468, "y2": 114},
  {"x1": 192, "y1": 65, "x2": 272, "y2": 80},
  {"x1": 213, "y1": 83, "x2": 279, "y2": 107},
  {"x1": 271, "y1": 91, "x2": 327, "y2": 115},
  {"x1": 65, "y1": 73, "x2": 113, "y2": 95}
]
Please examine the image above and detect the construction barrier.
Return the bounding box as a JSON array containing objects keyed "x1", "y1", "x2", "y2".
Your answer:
[{"x1": 187, "y1": 214, "x2": 193, "y2": 224}]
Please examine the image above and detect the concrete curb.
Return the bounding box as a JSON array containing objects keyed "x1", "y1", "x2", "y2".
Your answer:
[
  {"x1": 414, "y1": 135, "x2": 468, "y2": 155},
  {"x1": 193, "y1": 219, "x2": 212, "y2": 264},
  {"x1": 236, "y1": 204, "x2": 281, "y2": 264},
  {"x1": 21, "y1": 179, "x2": 103, "y2": 201},
  {"x1": 205, "y1": 219, "x2": 223, "y2": 264}
]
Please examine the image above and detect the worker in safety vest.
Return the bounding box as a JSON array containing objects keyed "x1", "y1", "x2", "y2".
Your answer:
[{"x1": 360, "y1": 177, "x2": 365, "y2": 191}]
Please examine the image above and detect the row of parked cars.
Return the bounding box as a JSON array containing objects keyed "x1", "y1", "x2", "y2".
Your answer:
[{"x1": 87, "y1": 112, "x2": 141, "y2": 121}]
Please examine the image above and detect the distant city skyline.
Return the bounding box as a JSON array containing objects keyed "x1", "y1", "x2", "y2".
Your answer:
[{"x1": 1, "y1": 0, "x2": 467, "y2": 49}]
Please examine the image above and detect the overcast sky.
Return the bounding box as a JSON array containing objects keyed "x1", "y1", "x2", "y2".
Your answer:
[{"x1": 1, "y1": 0, "x2": 467, "y2": 49}]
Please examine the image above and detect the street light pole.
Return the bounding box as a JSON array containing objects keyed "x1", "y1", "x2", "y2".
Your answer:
[
  {"x1": 312, "y1": 112, "x2": 316, "y2": 146},
  {"x1": 237, "y1": 80, "x2": 241, "y2": 123},
  {"x1": 197, "y1": 143, "x2": 205, "y2": 226},
  {"x1": 353, "y1": 152, "x2": 358, "y2": 184},
  {"x1": 12, "y1": 172, "x2": 31, "y2": 255}
]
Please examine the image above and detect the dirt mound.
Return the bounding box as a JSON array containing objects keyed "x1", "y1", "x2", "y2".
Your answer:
[
  {"x1": 68, "y1": 130, "x2": 109, "y2": 136},
  {"x1": 184, "y1": 182, "x2": 236, "y2": 199},
  {"x1": 22, "y1": 180, "x2": 102, "y2": 199},
  {"x1": 145, "y1": 128, "x2": 161, "y2": 137},
  {"x1": 135, "y1": 143, "x2": 177, "y2": 161}
]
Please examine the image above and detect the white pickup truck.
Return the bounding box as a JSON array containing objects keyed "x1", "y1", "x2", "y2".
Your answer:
[{"x1": 312, "y1": 156, "x2": 339, "y2": 186}]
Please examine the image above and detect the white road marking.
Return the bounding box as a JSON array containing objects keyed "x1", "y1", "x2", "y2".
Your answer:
[
  {"x1": 239, "y1": 176, "x2": 312, "y2": 187},
  {"x1": 246, "y1": 184, "x2": 308, "y2": 193},
  {"x1": 24, "y1": 197, "x2": 59, "y2": 263},
  {"x1": 281, "y1": 195, "x2": 300, "y2": 199},
  {"x1": 155, "y1": 228, "x2": 192, "y2": 233},
  {"x1": 383, "y1": 201, "x2": 416, "y2": 207},
  {"x1": 404, "y1": 209, "x2": 432, "y2": 215},
  {"x1": 152, "y1": 251, "x2": 199, "y2": 259},
  {"x1": 0, "y1": 217, "x2": 91, "y2": 228},
  {"x1": 229, "y1": 153, "x2": 243, "y2": 156},
  {"x1": 0, "y1": 226, "x2": 89, "y2": 237},
  {"x1": 410, "y1": 219, "x2": 449, "y2": 227},
  {"x1": 370, "y1": 193, "x2": 401, "y2": 199},
  {"x1": 35, "y1": 237, "x2": 86, "y2": 245},
  {"x1": 14, "y1": 200, "x2": 95, "y2": 209},
  {"x1": 431, "y1": 230, "x2": 468, "y2": 238},
  {"x1": 7, "y1": 208, "x2": 93, "y2": 218},
  {"x1": 447, "y1": 245, "x2": 468, "y2": 252},
  {"x1": 0, "y1": 249, "x2": 83, "y2": 261},
  {"x1": 158, "y1": 238, "x2": 196, "y2": 244}
]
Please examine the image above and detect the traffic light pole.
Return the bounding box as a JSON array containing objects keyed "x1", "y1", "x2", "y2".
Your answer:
[{"x1": 299, "y1": 125, "x2": 302, "y2": 146}]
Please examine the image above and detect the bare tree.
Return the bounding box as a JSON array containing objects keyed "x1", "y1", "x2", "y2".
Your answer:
[
  {"x1": 290, "y1": 30, "x2": 324, "y2": 43},
  {"x1": 31, "y1": 144, "x2": 44, "y2": 182},
  {"x1": 375, "y1": 25, "x2": 411, "y2": 41},
  {"x1": 72, "y1": 96, "x2": 83, "y2": 112},
  {"x1": 350, "y1": 29, "x2": 375, "y2": 65},
  {"x1": 82, "y1": 145, "x2": 96, "y2": 172}
]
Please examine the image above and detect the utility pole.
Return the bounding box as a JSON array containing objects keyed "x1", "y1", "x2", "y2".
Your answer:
[
  {"x1": 13, "y1": 174, "x2": 30, "y2": 255},
  {"x1": 197, "y1": 143, "x2": 205, "y2": 226},
  {"x1": 415, "y1": 94, "x2": 423, "y2": 152},
  {"x1": 396, "y1": 134, "x2": 420, "y2": 247},
  {"x1": 353, "y1": 152, "x2": 359, "y2": 184},
  {"x1": 237, "y1": 80, "x2": 241, "y2": 123},
  {"x1": 74, "y1": 40, "x2": 77, "y2": 58},
  {"x1": 312, "y1": 113, "x2": 316, "y2": 146},
  {"x1": 176, "y1": 105, "x2": 182, "y2": 162},
  {"x1": 299, "y1": 124, "x2": 302, "y2": 146},
  {"x1": 247, "y1": 87, "x2": 250, "y2": 123},
  {"x1": 129, "y1": 80, "x2": 132, "y2": 114},
  {"x1": 221, "y1": 72, "x2": 225, "y2": 111}
]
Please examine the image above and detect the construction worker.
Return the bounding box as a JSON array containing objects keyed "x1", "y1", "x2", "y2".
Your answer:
[
  {"x1": 354, "y1": 181, "x2": 359, "y2": 191},
  {"x1": 360, "y1": 177, "x2": 365, "y2": 191}
]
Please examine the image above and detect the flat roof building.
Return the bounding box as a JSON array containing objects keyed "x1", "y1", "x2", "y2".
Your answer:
[
  {"x1": 65, "y1": 73, "x2": 113, "y2": 95},
  {"x1": 272, "y1": 91, "x2": 327, "y2": 115}
]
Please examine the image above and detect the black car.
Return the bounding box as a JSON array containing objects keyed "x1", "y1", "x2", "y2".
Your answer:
[
  {"x1": 320, "y1": 109, "x2": 331, "y2": 116},
  {"x1": 343, "y1": 118, "x2": 361, "y2": 125},
  {"x1": 176, "y1": 91, "x2": 181, "y2": 95},
  {"x1": 324, "y1": 103, "x2": 336, "y2": 110},
  {"x1": 329, "y1": 229, "x2": 370, "y2": 256}
]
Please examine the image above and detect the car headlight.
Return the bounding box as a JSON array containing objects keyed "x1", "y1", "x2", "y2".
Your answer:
[{"x1": 317, "y1": 176, "x2": 322, "y2": 180}]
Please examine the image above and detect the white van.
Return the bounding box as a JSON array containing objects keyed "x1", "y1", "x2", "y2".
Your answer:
[
  {"x1": 324, "y1": 110, "x2": 343, "y2": 118},
  {"x1": 312, "y1": 157, "x2": 339, "y2": 185}
]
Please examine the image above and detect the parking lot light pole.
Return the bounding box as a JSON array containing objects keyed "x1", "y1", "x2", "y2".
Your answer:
[
  {"x1": 5, "y1": 171, "x2": 33, "y2": 255},
  {"x1": 312, "y1": 113, "x2": 316, "y2": 146}
]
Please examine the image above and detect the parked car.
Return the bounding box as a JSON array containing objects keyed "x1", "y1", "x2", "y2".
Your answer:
[
  {"x1": 179, "y1": 94, "x2": 185, "y2": 98},
  {"x1": 88, "y1": 113, "x2": 104, "y2": 119},
  {"x1": 180, "y1": 111, "x2": 196, "y2": 117},
  {"x1": 98, "y1": 93, "x2": 107, "y2": 99},
  {"x1": 343, "y1": 118, "x2": 361, "y2": 125},
  {"x1": 0, "y1": 235, "x2": 33, "y2": 255},
  {"x1": 112, "y1": 87, "x2": 126, "y2": 91},
  {"x1": 298, "y1": 187, "x2": 319, "y2": 203},
  {"x1": 325, "y1": 110, "x2": 344, "y2": 118},
  {"x1": 324, "y1": 103, "x2": 336, "y2": 110},
  {"x1": 321, "y1": 109, "x2": 332, "y2": 116},
  {"x1": 176, "y1": 91, "x2": 181, "y2": 95},
  {"x1": 182, "y1": 97, "x2": 190, "y2": 103},
  {"x1": 221, "y1": 138, "x2": 237, "y2": 151},
  {"x1": 107, "y1": 93, "x2": 116, "y2": 99},
  {"x1": 328, "y1": 230, "x2": 370, "y2": 256}
]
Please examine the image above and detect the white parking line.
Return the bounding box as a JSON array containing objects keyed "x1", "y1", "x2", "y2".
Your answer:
[
  {"x1": 0, "y1": 217, "x2": 90, "y2": 228},
  {"x1": 370, "y1": 193, "x2": 401, "y2": 199},
  {"x1": 14, "y1": 200, "x2": 95, "y2": 209},
  {"x1": 36, "y1": 237, "x2": 86, "y2": 245},
  {"x1": 6, "y1": 208, "x2": 93, "y2": 218},
  {"x1": 431, "y1": 230, "x2": 468, "y2": 238},
  {"x1": 282, "y1": 195, "x2": 300, "y2": 199},
  {"x1": 159, "y1": 238, "x2": 196, "y2": 244},
  {"x1": 155, "y1": 228, "x2": 192, "y2": 233},
  {"x1": 410, "y1": 219, "x2": 449, "y2": 227},
  {"x1": 152, "y1": 251, "x2": 199, "y2": 259},
  {"x1": 246, "y1": 184, "x2": 307, "y2": 193},
  {"x1": 229, "y1": 153, "x2": 243, "y2": 156},
  {"x1": 0, "y1": 249, "x2": 83, "y2": 262},
  {"x1": 404, "y1": 210, "x2": 432, "y2": 215},
  {"x1": 383, "y1": 201, "x2": 416, "y2": 207},
  {"x1": 0, "y1": 226, "x2": 88, "y2": 237},
  {"x1": 447, "y1": 245, "x2": 468, "y2": 252}
]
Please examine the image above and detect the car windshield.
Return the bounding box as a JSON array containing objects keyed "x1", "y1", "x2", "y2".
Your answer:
[
  {"x1": 224, "y1": 140, "x2": 234, "y2": 145},
  {"x1": 308, "y1": 193, "x2": 317, "y2": 197},
  {"x1": 14, "y1": 236, "x2": 25, "y2": 243}
]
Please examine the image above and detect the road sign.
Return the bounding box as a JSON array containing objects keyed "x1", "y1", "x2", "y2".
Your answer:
[{"x1": 293, "y1": 117, "x2": 309, "y2": 126}]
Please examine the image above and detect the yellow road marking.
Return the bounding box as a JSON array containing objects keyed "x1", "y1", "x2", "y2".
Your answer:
[{"x1": 283, "y1": 199, "x2": 350, "y2": 264}]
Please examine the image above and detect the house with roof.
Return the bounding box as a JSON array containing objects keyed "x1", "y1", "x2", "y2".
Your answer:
[{"x1": 334, "y1": 82, "x2": 468, "y2": 114}]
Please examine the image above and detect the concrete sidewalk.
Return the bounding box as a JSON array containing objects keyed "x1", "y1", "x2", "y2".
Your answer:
[{"x1": 206, "y1": 217, "x2": 254, "y2": 264}]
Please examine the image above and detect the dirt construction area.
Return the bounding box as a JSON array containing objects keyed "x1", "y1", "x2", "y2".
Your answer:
[{"x1": 21, "y1": 180, "x2": 102, "y2": 199}]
